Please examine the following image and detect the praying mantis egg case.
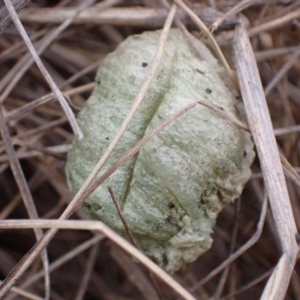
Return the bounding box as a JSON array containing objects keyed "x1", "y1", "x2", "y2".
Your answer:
[{"x1": 65, "y1": 29, "x2": 255, "y2": 272}]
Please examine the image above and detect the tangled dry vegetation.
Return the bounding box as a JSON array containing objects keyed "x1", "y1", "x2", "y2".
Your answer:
[{"x1": 0, "y1": 0, "x2": 300, "y2": 299}]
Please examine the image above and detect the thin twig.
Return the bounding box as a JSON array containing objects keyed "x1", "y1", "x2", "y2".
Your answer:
[
  {"x1": 210, "y1": 0, "x2": 253, "y2": 32},
  {"x1": 107, "y1": 185, "x2": 139, "y2": 248},
  {"x1": 274, "y1": 124, "x2": 300, "y2": 136},
  {"x1": 248, "y1": 9, "x2": 300, "y2": 37}
]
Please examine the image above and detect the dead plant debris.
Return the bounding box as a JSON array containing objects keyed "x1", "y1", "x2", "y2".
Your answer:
[{"x1": 0, "y1": 0, "x2": 300, "y2": 299}]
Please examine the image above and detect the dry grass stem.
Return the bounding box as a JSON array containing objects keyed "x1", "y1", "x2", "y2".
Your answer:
[
  {"x1": 234, "y1": 21, "x2": 298, "y2": 299},
  {"x1": 17, "y1": 3, "x2": 234, "y2": 28},
  {"x1": 210, "y1": 0, "x2": 253, "y2": 31},
  {"x1": 107, "y1": 185, "x2": 139, "y2": 249},
  {"x1": 248, "y1": 8, "x2": 300, "y2": 37},
  {"x1": 0, "y1": 219, "x2": 197, "y2": 300}
]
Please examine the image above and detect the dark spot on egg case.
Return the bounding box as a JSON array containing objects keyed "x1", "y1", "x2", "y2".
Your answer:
[
  {"x1": 84, "y1": 202, "x2": 91, "y2": 208},
  {"x1": 205, "y1": 88, "x2": 212, "y2": 94},
  {"x1": 142, "y1": 62, "x2": 148, "y2": 67},
  {"x1": 168, "y1": 202, "x2": 175, "y2": 209},
  {"x1": 165, "y1": 216, "x2": 172, "y2": 224}
]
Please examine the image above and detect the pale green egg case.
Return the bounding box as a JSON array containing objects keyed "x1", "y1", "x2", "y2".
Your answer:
[{"x1": 65, "y1": 29, "x2": 254, "y2": 272}]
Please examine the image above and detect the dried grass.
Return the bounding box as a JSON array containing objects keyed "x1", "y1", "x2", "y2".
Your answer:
[{"x1": 0, "y1": 0, "x2": 300, "y2": 299}]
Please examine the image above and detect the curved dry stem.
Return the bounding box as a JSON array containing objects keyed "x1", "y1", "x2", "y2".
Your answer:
[{"x1": 0, "y1": 219, "x2": 197, "y2": 300}]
